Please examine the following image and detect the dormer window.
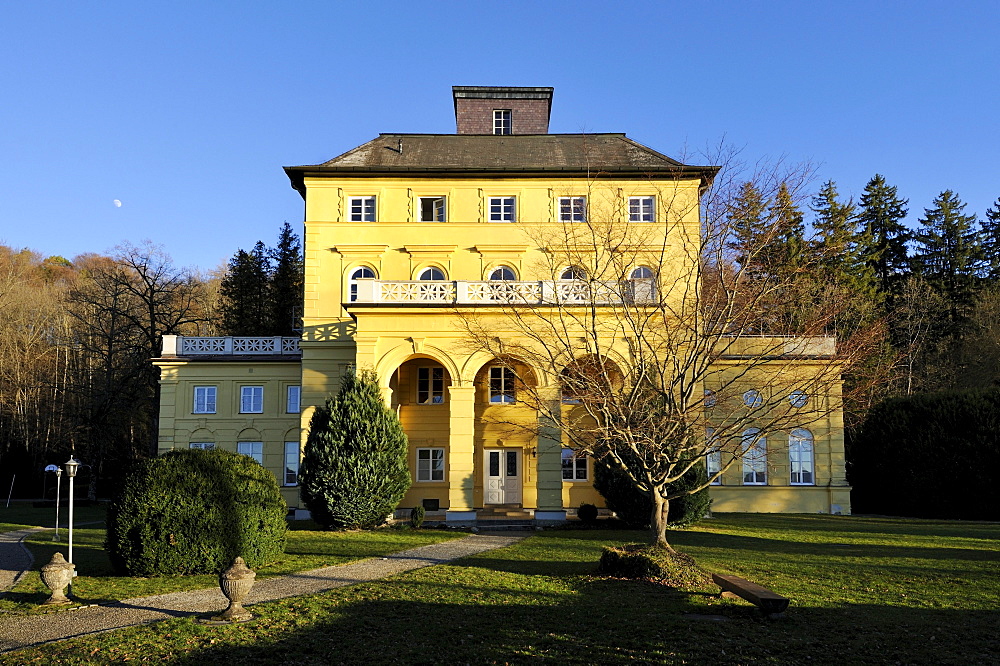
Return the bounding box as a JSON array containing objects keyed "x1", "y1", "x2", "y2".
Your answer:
[{"x1": 493, "y1": 109, "x2": 512, "y2": 135}]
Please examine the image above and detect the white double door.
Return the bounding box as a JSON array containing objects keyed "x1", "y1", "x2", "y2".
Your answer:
[{"x1": 484, "y1": 449, "x2": 521, "y2": 505}]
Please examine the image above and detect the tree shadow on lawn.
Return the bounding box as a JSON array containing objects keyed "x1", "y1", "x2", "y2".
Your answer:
[{"x1": 707, "y1": 513, "x2": 1000, "y2": 541}]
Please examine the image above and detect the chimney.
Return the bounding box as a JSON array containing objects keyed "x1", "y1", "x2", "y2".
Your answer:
[{"x1": 452, "y1": 86, "x2": 553, "y2": 135}]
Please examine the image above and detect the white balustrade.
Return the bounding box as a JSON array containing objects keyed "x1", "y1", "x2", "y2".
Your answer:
[
  {"x1": 164, "y1": 335, "x2": 301, "y2": 357},
  {"x1": 349, "y1": 280, "x2": 646, "y2": 306}
]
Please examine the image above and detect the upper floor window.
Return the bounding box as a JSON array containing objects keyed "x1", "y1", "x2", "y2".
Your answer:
[
  {"x1": 349, "y1": 266, "x2": 377, "y2": 302},
  {"x1": 286, "y1": 385, "x2": 301, "y2": 413},
  {"x1": 417, "y1": 366, "x2": 446, "y2": 404},
  {"x1": 559, "y1": 197, "x2": 587, "y2": 223},
  {"x1": 237, "y1": 441, "x2": 263, "y2": 464},
  {"x1": 489, "y1": 366, "x2": 517, "y2": 403},
  {"x1": 789, "y1": 429, "x2": 815, "y2": 485},
  {"x1": 418, "y1": 266, "x2": 447, "y2": 281},
  {"x1": 629, "y1": 266, "x2": 656, "y2": 302},
  {"x1": 284, "y1": 441, "x2": 300, "y2": 486},
  {"x1": 193, "y1": 386, "x2": 216, "y2": 414},
  {"x1": 743, "y1": 389, "x2": 763, "y2": 407},
  {"x1": 629, "y1": 196, "x2": 655, "y2": 222},
  {"x1": 489, "y1": 197, "x2": 516, "y2": 222},
  {"x1": 789, "y1": 390, "x2": 809, "y2": 408},
  {"x1": 349, "y1": 196, "x2": 376, "y2": 222},
  {"x1": 489, "y1": 265, "x2": 517, "y2": 281},
  {"x1": 419, "y1": 197, "x2": 446, "y2": 222},
  {"x1": 560, "y1": 266, "x2": 587, "y2": 281},
  {"x1": 561, "y1": 449, "x2": 588, "y2": 481},
  {"x1": 742, "y1": 429, "x2": 767, "y2": 485},
  {"x1": 493, "y1": 109, "x2": 512, "y2": 135},
  {"x1": 240, "y1": 386, "x2": 263, "y2": 414}
]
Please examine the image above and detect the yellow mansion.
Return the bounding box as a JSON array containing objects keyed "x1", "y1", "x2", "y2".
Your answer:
[{"x1": 153, "y1": 87, "x2": 851, "y2": 522}]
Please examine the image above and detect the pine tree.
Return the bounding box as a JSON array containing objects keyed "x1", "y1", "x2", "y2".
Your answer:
[
  {"x1": 726, "y1": 181, "x2": 770, "y2": 280},
  {"x1": 764, "y1": 182, "x2": 807, "y2": 280},
  {"x1": 856, "y1": 174, "x2": 910, "y2": 305},
  {"x1": 811, "y1": 180, "x2": 870, "y2": 294},
  {"x1": 269, "y1": 222, "x2": 304, "y2": 336},
  {"x1": 298, "y1": 369, "x2": 411, "y2": 529},
  {"x1": 982, "y1": 198, "x2": 1000, "y2": 283},
  {"x1": 910, "y1": 190, "x2": 983, "y2": 331},
  {"x1": 219, "y1": 241, "x2": 272, "y2": 335}
]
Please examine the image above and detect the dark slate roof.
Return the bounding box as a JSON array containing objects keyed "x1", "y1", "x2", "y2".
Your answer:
[{"x1": 284, "y1": 134, "x2": 718, "y2": 196}]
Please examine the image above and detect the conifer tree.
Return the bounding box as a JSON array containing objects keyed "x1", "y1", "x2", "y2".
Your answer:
[
  {"x1": 811, "y1": 180, "x2": 870, "y2": 294},
  {"x1": 856, "y1": 174, "x2": 910, "y2": 305},
  {"x1": 219, "y1": 241, "x2": 272, "y2": 335},
  {"x1": 726, "y1": 181, "x2": 770, "y2": 281},
  {"x1": 299, "y1": 369, "x2": 411, "y2": 529},
  {"x1": 269, "y1": 222, "x2": 304, "y2": 336},
  {"x1": 981, "y1": 198, "x2": 1000, "y2": 283},
  {"x1": 764, "y1": 182, "x2": 807, "y2": 280}
]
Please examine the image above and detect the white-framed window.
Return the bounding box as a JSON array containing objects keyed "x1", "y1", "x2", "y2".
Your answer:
[
  {"x1": 193, "y1": 386, "x2": 217, "y2": 414},
  {"x1": 493, "y1": 109, "x2": 511, "y2": 135},
  {"x1": 349, "y1": 266, "x2": 377, "y2": 302},
  {"x1": 560, "y1": 266, "x2": 587, "y2": 280},
  {"x1": 629, "y1": 196, "x2": 655, "y2": 222},
  {"x1": 559, "y1": 197, "x2": 587, "y2": 223},
  {"x1": 284, "y1": 441, "x2": 300, "y2": 486},
  {"x1": 789, "y1": 390, "x2": 809, "y2": 408},
  {"x1": 743, "y1": 389, "x2": 763, "y2": 407},
  {"x1": 419, "y1": 197, "x2": 446, "y2": 222},
  {"x1": 742, "y1": 429, "x2": 767, "y2": 485},
  {"x1": 240, "y1": 386, "x2": 263, "y2": 414},
  {"x1": 286, "y1": 385, "x2": 301, "y2": 413},
  {"x1": 704, "y1": 389, "x2": 717, "y2": 408},
  {"x1": 629, "y1": 266, "x2": 656, "y2": 301},
  {"x1": 489, "y1": 196, "x2": 516, "y2": 222},
  {"x1": 348, "y1": 196, "x2": 376, "y2": 222},
  {"x1": 489, "y1": 265, "x2": 517, "y2": 281},
  {"x1": 789, "y1": 429, "x2": 815, "y2": 485},
  {"x1": 489, "y1": 366, "x2": 516, "y2": 404},
  {"x1": 189, "y1": 442, "x2": 215, "y2": 451},
  {"x1": 416, "y1": 447, "x2": 445, "y2": 481},
  {"x1": 561, "y1": 449, "x2": 588, "y2": 480},
  {"x1": 706, "y1": 427, "x2": 721, "y2": 485},
  {"x1": 237, "y1": 441, "x2": 263, "y2": 464},
  {"x1": 417, "y1": 366, "x2": 446, "y2": 404},
  {"x1": 418, "y1": 266, "x2": 447, "y2": 281}
]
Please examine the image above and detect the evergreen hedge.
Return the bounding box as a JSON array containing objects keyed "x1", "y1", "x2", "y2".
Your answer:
[
  {"x1": 849, "y1": 389, "x2": 1000, "y2": 520},
  {"x1": 105, "y1": 448, "x2": 287, "y2": 576},
  {"x1": 593, "y1": 458, "x2": 711, "y2": 528},
  {"x1": 299, "y1": 369, "x2": 411, "y2": 529}
]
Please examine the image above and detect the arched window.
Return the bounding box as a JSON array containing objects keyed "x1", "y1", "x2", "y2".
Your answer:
[
  {"x1": 789, "y1": 429, "x2": 814, "y2": 485},
  {"x1": 349, "y1": 266, "x2": 377, "y2": 302},
  {"x1": 706, "y1": 427, "x2": 721, "y2": 485},
  {"x1": 629, "y1": 266, "x2": 656, "y2": 302},
  {"x1": 630, "y1": 266, "x2": 654, "y2": 279},
  {"x1": 489, "y1": 266, "x2": 517, "y2": 281},
  {"x1": 560, "y1": 266, "x2": 587, "y2": 280},
  {"x1": 418, "y1": 267, "x2": 446, "y2": 281},
  {"x1": 741, "y1": 429, "x2": 767, "y2": 485}
]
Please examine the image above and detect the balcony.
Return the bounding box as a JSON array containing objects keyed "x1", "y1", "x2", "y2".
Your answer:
[
  {"x1": 160, "y1": 335, "x2": 301, "y2": 357},
  {"x1": 349, "y1": 279, "x2": 655, "y2": 306}
]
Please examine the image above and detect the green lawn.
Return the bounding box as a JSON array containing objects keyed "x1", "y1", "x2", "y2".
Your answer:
[
  {"x1": 0, "y1": 504, "x2": 107, "y2": 534},
  {"x1": 4, "y1": 514, "x2": 998, "y2": 664}
]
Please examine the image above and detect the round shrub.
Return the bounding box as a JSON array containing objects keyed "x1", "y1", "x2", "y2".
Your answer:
[
  {"x1": 409, "y1": 505, "x2": 426, "y2": 528},
  {"x1": 105, "y1": 448, "x2": 287, "y2": 576},
  {"x1": 594, "y1": 458, "x2": 710, "y2": 528},
  {"x1": 577, "y1": 503, "x2": 599, "y2": 523}
]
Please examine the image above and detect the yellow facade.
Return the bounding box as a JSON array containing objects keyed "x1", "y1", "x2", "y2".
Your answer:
[{"x1": 154, "y1": 87, "x2": 851, "y2": 521}]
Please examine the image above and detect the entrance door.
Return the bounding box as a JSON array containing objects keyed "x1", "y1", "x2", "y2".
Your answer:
[{"x1": 484, "y1": 449, "x2": 521, "y2": 504}]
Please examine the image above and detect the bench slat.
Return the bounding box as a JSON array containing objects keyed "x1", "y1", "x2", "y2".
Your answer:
[{"x1": 712, "y1": 573, "x2": 790, "y2": 614}]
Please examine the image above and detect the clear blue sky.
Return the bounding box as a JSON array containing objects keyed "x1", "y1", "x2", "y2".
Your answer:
[{"x1": 2, "y1": 1, "x2": 997, "y2": 271}]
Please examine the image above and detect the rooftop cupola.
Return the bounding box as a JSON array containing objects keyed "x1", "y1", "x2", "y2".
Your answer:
[{"x1": 452, "y1": 86, "x2": 553, "y2": 135}]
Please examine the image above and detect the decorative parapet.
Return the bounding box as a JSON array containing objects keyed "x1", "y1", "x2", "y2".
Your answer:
[
  {"x1": 350, "y1": 279, "x2": 655, "y2": 305},
  {"x1": 717, "y1": 336, "x2": 836, "y2": 359},
  {"x1": 160, "y1": 335, "x2": 301, "y2": 357}
]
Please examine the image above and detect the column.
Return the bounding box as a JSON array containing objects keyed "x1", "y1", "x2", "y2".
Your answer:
[
  {"x1": 446, "y1": 385, "x2": 477, "y2": 522},
  {"x1": 534, "y1": 387, "x2": 566, "y2": 522}
]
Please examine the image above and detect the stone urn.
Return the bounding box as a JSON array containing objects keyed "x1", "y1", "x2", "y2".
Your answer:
[
  {"x1": 40, "y1": 552, "x2": 76, "y2": 605},
  {"x1": 212, "y1": 557, "x2": 256, "y2": 622}
]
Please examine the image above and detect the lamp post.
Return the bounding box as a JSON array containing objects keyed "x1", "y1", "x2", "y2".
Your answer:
[
  {"x1": 44, "y1": 465, "x2": 62, "y2": 541},
  {"x1": 63, "y1": 457, "x2": 79, "y2": 573}
]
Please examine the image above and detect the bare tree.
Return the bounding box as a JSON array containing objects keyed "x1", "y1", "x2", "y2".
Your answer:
[{"x1": 461, "y1": 153, "x2": 875, "y2": 549}]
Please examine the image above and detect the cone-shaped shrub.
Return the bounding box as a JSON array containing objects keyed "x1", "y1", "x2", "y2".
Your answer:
[
  {"x1": 105, "y1": 448, "x2": 287, "y2": 576},
  {"x1": 299, "y1": 368, "x2": 411, "y2": 529}
]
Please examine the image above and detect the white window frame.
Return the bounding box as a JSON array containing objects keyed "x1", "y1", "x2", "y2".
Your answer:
[
  {"x1": 489, "y1": 265, "x2": 517, "y2": 281},
  {"x1": 189, "y1": 442, "x2": 215, "y2": 451},
  {"x1": 742, "y1": 429, "x2": 767, "y2": 485},
  {"x1": 488, "y1": 196, "x2": 516, "y2": 222},
  {"x1": 193, "y1": 386, "x2": 217, "y2": 414},
  {"x1": 743, "y1": 389, "x2": 763, "y2": 407},
  {"x1": 417, "y1": 366, "x2": 446, "y2": 405},
  {"x1": 789, "y1": 429, "x2": 815, "y2": 486},
  {"x1": 419, "y1": 196, "x2": 446, "y2": 222},
  {"x1": 493, "y1": 109, "x2": 511, "y2": 135},
  {"x1": 559, "y1": 197, "x2": 587, "y2": 223},
  {"x1": 561, "y1": 448, "x2": 588, "y2": 481},
  {"x1": 789, "y1": 390, "x2": 809, "y2": 408},
  {"x1": 237, "y1": 441, "x2": 263, "y2": 464},
  {"x1": 284, "y1": 441, "x2": 300, "y2": 486},
  {"x1": 286, "y1": 385, "x2": 301, "y2": 414},
  {"x1": 706, "y1": 427, "x2": 721, "y2": 485},
  {"x1": 349, "y1": 266, "x2": 377, "y2": 302},
  {"x1": 629, "y1": 196, "x2": 655, "y2": 222},
  {"x1": 240, "y1": 386, "x2": 263, "y2": 414},
  {"x1": 348, "y1": 196, "x2": 376, "y2": 222},
  {"x1": 489, "y1": 366, "x2": 516, "y2": 404},
  {"x1": 416, "y1": 447, "x2": 445, "y2": 481}
]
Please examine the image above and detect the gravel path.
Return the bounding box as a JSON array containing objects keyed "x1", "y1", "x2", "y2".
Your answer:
[
  {"x1": 0, "y1": 528, "x2": 45, "y2": 593},
  {"x1": 0, "y1": 532, "x2": 525, "y2": 654}
]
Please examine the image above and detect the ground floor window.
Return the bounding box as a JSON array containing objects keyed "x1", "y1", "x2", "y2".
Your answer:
[
  {"x1": 189, "y1": 442, "x2": 215, "y2": 450},
  {"x1": 741, "y1": 429, "x2": 767, "y2": 485},
  {"x1": 237, "y1": 441, "x2": 263, "y2": 464},
  {"x1": 789, "y1": 429, "x2": 815, "y2": 485},
  {"x1": 561, "y1": 448, "x2": 588, "y2": 481},
  {"x1": 284, "y1": 441, "x2": 299, "y2": 486},
  {"x1": 416, "y1": 448, "x2": 445, "y2": 481}
]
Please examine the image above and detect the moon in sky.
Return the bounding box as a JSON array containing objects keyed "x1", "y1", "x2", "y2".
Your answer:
[{"x1": 113, "y1": 199, "x2": 122, "y2": 208}]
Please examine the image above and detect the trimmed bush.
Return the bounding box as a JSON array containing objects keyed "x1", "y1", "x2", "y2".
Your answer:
[
  {"x1": 409, "y1": 505, "x2": 426, "y2": 528},
  {"x1": 598, "y1": 544, "x2": 710, "y2": 588},
  {"x1": 593, "y1": 459, "x2": 711, "y2": 528},
  {"x1": 299, "y1": 368, "x2": 411, "y2": 529},
  {"x1": 577, "y1": 503, "x2": 599, "y2": 523},
  {"x1": 105, "y1": 448, "x2": 287, "y2": 576}
]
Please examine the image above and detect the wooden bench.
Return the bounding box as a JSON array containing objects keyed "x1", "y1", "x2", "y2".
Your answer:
[{"x1": 712, "y1": 573, "x2": 790, "y2": 616}]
